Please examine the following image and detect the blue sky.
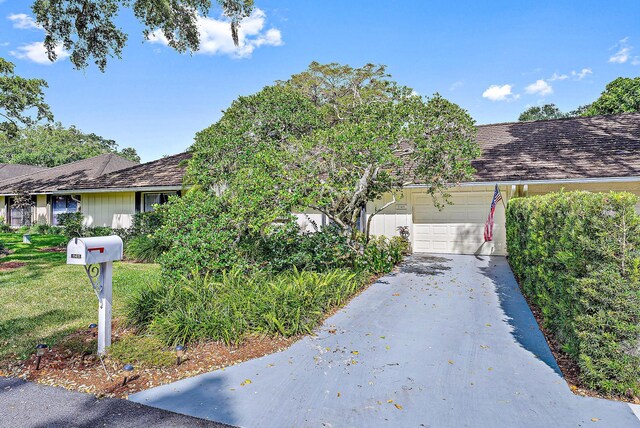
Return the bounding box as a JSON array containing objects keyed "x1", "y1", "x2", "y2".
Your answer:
[{"x1": 1, "y1": 1, "x2": 639, "y2": 162}]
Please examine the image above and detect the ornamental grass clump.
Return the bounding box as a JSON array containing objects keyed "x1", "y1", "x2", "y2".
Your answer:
[
  {"x1": 506, "y1": 191, "x2": 640, "y2": 397},
  {"x1": 127, "y1": 268, "x2": 364, "y2": 346}
]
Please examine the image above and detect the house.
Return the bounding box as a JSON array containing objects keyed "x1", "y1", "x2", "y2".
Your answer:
[
  {"x1": 366, "y1": 112, "x2": 640, "y2": 255},
  {"x1": 2, "y1": 113, "x2": 639, "y2": 256},
  {"x1": 0, "y1": 152, "x2": 190, "y2": 229},
  {"x1": 56, "y1": 152, "x2": 191, "y2": 228},
  {"x1": 0, "y1": 164, "x2": 49, "y2": 181},
  {"x1": 0, "y1": 154, "x2": 138, "y2": 227}
]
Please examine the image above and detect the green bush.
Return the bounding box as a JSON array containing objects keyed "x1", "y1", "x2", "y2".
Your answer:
[
  {"x1": 506, "y1": 191, "x2": 640, "y2": 396},
  {"x1": 125, "y1": 235, "x2": 167, "y2": 263},
  {"x1": 356, "y1": 235, "x2": 410, "y2": 274},
  {"x1": 130, "y1": 211, "x2": 164, "y2": 237},
  {"x1": 56, "y1": 212, "x2": 84, "y2": 239},
  {"x1": 127, "y1": 268, "x2": 364, "y2": 346},
  {"x1": 0, "y1": 219, "x2": 10, "y2": 233}
]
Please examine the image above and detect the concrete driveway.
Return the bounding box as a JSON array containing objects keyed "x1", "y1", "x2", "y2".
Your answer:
[{"x1": 130, "y1": 255, "x2": 640, "y2": 427}]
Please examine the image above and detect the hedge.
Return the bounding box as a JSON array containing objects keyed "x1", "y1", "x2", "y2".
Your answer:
[{"x1": 506, "y1": 191, "x2": 640, "y2": 396}]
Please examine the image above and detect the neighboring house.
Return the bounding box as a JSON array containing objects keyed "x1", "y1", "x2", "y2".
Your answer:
[
  {"x1": 0, "y1": 164, "x2": 49, "y2": 181},
  {"x1": 57, "y1": 152, "x2": 191, "y2": 228},
  {"x1": 0, "y1": 154, "x2": 138, "y2": 227},
  {"x1": 2, "y1": 113, "x2": 639, "y2": 257}
]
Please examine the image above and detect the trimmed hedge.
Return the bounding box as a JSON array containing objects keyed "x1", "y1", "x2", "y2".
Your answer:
[{"x1": 506, "y1": 191, "x2": 640, "y2": 396}]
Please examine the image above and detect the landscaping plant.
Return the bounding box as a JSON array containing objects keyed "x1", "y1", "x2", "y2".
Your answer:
[{"x1": 506, "y1": 191, "x2": 640, "y2": 397}]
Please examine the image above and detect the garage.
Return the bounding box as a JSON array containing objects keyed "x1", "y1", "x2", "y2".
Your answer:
[{"x1": 410, "y1": 187, "x2": 507, "y2": 256}]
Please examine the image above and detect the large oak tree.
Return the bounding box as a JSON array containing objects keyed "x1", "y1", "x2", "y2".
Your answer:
[{"x1": 32, "y1": 0, "x2": 254, "y2": 70}]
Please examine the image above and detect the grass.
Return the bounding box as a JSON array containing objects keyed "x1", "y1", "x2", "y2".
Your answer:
[{"x1": 0, "y1": 233, "x2": 159, "y2": 361}]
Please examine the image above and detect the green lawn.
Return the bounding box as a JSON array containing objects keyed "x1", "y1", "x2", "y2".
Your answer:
[{"x1": 0, "y1": 233, "x2": 159, "y2": 360}]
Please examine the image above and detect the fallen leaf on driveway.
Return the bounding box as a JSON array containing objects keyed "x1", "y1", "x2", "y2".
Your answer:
[
  {"x1": 591, "y1": 418, "x2": 599, "y2": 422},
  {"x1": 392, "y1": 293, "x2": 400, "y2": 296},
  {"x1": 394, "y1": 404, "x2": 403, "y2": 410},
  {"x1": 448, "y1": 360, "x2": 454, "y2": 365},
  {"x1": 240, "y1": 379, "x2": 252, "y2": 386},
  {"x1": 387, "y1": 399, "x2": 393, "y2": 403},
  {"x1": 351, "y1": 351, "x2": 359, "y2": 355}
]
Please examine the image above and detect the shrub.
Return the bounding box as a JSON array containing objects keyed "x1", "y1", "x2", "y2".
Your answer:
[
  {"x1": 84, "y1": 226, "x2": 115, "y2": 237},
  {"x1": 130, "y1": 211, "x2": 164, "y2": 237},
  {"x1": 127, "y1": 268, "x2": 364, "y2": 346},
  {"x1": 56, "y1": 212, "x2": 84, "y2": 239},
  {"x1": 506, "y1": 191, "x2": 640, "y2": 396},
  {"x1": 155, "y1": 190, "x2": 252, "y2": 280},
  {"x1": 125, "y1": 235, "x2": 167, "y2": 263},
  {"x1": 255, "y1": 222, "x2": 354, "y2": 272},
  {"x1": 0, "y1": 218, "x2": 10, "y2": 233},
  {"x1": 355, "y1": 235, "x2": 410, "y2": 274}
]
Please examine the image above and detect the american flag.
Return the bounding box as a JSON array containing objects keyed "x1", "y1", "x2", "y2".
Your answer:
[{"x1": 484, "y1": 184, "x2": 503, "y2": 242}]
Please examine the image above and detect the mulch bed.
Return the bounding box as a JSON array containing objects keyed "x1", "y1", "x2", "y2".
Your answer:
[
  {"x1": 0, "y1": 261, "x2": 27, "y2": 271},
  {"x1": 0, "y1": 326, "x2": 296, "y2": 399},
  {"x1": 513, "y1": 269, "x2": 640, "y2": 404}
]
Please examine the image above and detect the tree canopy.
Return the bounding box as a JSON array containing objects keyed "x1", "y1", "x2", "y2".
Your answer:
[
  {"x1": 186, "y1": 62, "x2": 479, "y2": 241},
  {"x1": 32, "y1": 0, "x2": 254, "y2": 71},
  {"x1": 0, "y1": 123, "x2": 139, "y2": 166},
  {"x1": 518, "y1": 77, "x2": 640, "y2": 122},
  {"x1": 0, "y1": 58, "x2": 53, "y2": 138},
  {"x1": 584, "y1": 77, "x2": 640, "y2": 116},
  {"x1": 518, "y1": 104, "x2": 566, "y2": 122}
]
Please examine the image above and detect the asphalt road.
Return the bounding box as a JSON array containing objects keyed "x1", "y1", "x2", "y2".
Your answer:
[
  {"x1": 130, "y1": 254, "x2": 640, "y2": 428},
  {"x1": 0, "y1": 376, "x2": 234, "y2": 428}
]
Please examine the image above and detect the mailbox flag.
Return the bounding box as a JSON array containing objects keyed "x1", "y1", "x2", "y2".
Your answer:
[{"x1": 483, "y1": 184, "x2": 503, "y2": 242}]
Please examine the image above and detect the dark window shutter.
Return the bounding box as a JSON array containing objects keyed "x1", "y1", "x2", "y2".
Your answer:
[{"x1": 135, "y1": 192, "x2": 141, "y2": 213}]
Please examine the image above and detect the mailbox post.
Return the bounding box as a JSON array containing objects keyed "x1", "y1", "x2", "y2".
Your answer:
[{"x1": 67, "y1": 236, "x2": 123, "y2": 355}]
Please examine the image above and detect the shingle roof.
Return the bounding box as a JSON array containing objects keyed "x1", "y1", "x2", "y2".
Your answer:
[
  {"x1": 0, "y1": 164, "x2": 49, "y2": 181},
  {"x1": 473, "y1": 112, "x2": 640, "y2": 182},
  {"x1": 0, "y1": 153, "x2": 138, "y2": 195},
  {"x1": 61, "y1": 152, "x2": 191, "y2": 191}
]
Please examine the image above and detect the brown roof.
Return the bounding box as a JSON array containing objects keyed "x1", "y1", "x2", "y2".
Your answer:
[
  {"x1": 0, "y1": 164, "x2": 49, "y2": 181},
  {"x1": 61, "y1": 152, "x2": 191, "y2": 191},
  {"x1": 0, "y1": 153, "x2": 138, "y2": 195},
  {"x1": 474, "y1": 112, "x2": 640, "y2": 182}
]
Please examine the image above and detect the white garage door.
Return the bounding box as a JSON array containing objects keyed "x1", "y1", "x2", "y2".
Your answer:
[{"x1": 412, "y1": 190, "x2": 505, "y2": 255}]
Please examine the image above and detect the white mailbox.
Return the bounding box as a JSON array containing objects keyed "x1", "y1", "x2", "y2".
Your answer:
[
  {"x1": 67, "y1": 235, "x2": 123, "y2": 355},
  {"x1": 67, "y1": 236, "x2": 123, "y2": 265}
]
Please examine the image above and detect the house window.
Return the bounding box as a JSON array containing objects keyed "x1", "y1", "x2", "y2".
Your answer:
[
  {"x1": 143, "y1": 192, "x2": 175, "y2": 212},
  {"x1": 8, "y1": 197, "x2": 30, "y2": 228},
  {"x1": 52, "y1": 195, "x2": 80, "y2": 226}
]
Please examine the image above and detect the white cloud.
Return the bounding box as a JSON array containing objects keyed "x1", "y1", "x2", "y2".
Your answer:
[
  {"x1": 449, "y1": 80, "x2": 463, "y2": 91},
  {"x1": 609, "y1": 37, "x2": 638, "y2": 64},
  {"x1": 10, "y1": 41, "x2": 69, "y2": 65},
  {"x1": 525, "y1": 79, "x2": 553, "y2": 96},
  {"x1": 482, "y1": 84, "x2": 518, "y2": 101},
  {"x1": 549, "y1": 72, "x2": 568, "y2": 81},
  {"x1": 571, "y1": 67, "x2": 592, "y2": 80},
  {"x1": 7, "y1": 13, "x2": 41, "y2": 30},
  {"x1": 149, "y1": 8, "x2": 283, "y2": 58}
]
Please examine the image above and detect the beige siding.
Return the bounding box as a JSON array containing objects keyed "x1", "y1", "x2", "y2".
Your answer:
[
  {"x1": 0, "y1": 196, "x2": 5, "y2": 223},
  {"x1": 34, "y1": 195, "x2": 48, "y2": 225},
  {"x1": 81, "y1": 192, "x2": 135, "y2": 229},
  {"x1": 526, "y1": 181, "x2": 640, "y2": 211}
]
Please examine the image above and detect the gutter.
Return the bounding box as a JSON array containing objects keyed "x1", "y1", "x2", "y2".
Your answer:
[
  {"x1": 405, "y1": 176, "x2": 640, "y2": 188},
  {"x1": 0, "y1": 185, "x2": 186, "y2": 197}
]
